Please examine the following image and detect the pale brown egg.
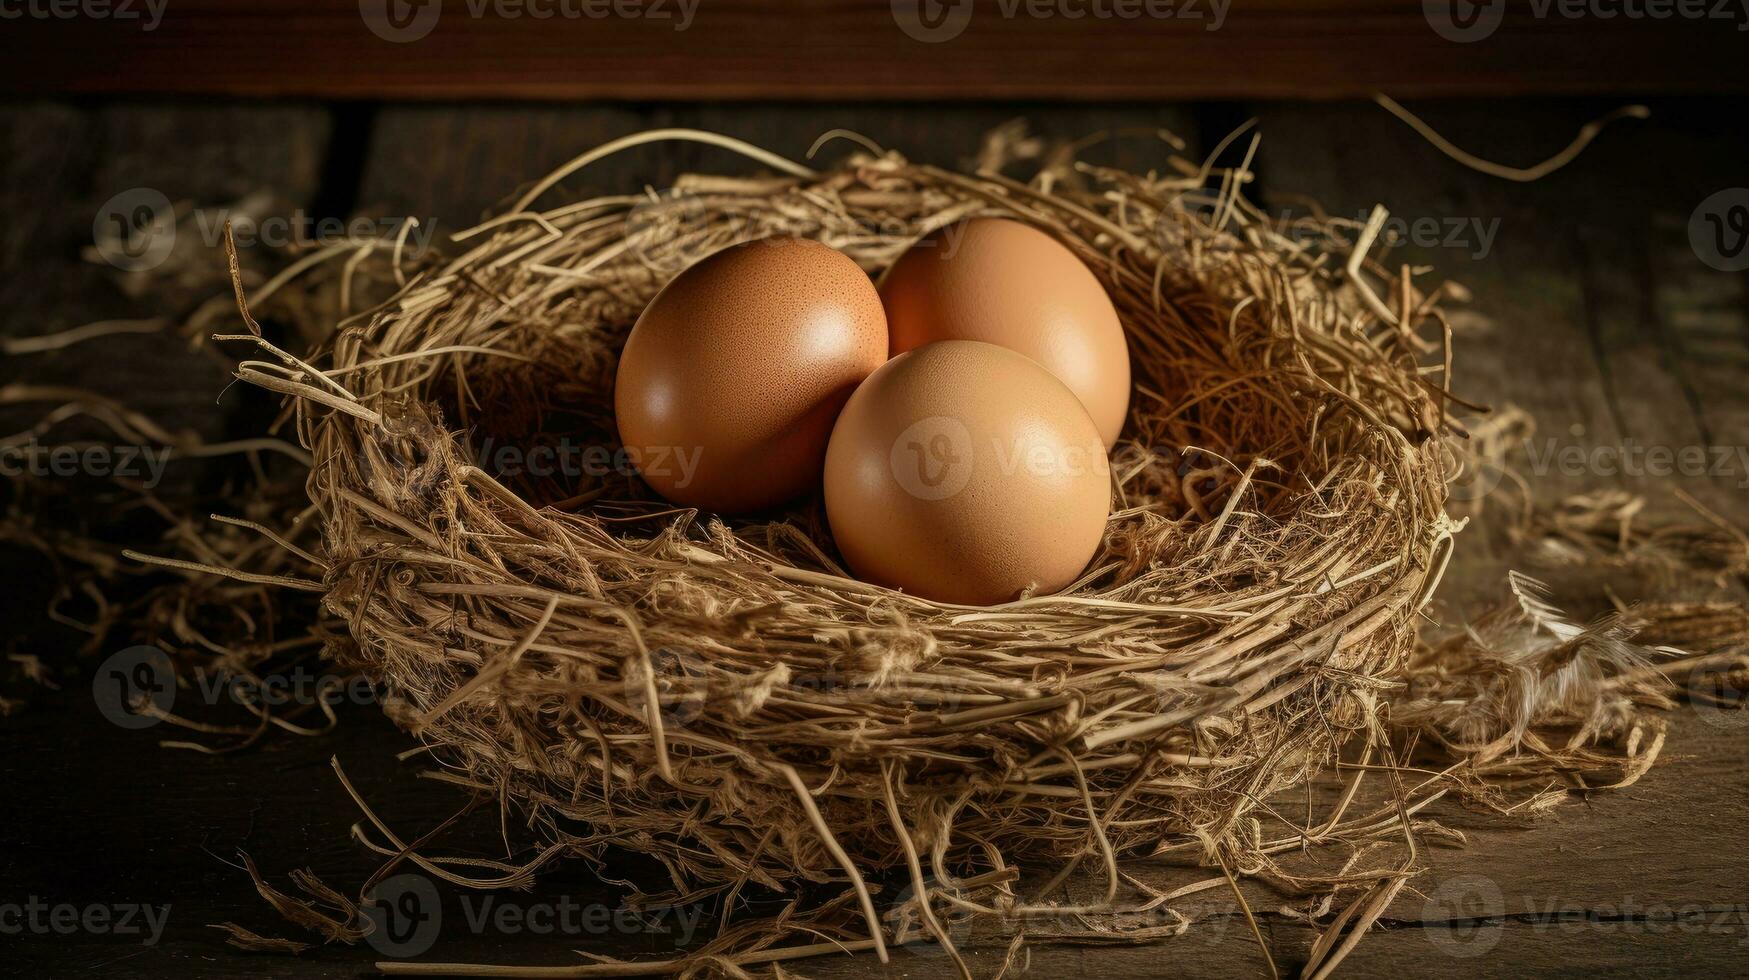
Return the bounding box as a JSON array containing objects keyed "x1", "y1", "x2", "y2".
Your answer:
[
  {"x1": 824, "y1": 340, "x2": 1111, "y2": 605},
  {"x1": 879, "y1": 216, "x2": 1131, "y2": 446},
  {"x1": 615, "y1": 238, "x2": 887, "y2": 513}
]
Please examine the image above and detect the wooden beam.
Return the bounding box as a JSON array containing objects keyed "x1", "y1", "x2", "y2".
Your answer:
[{"x1": 1, "y1": 0, "x2": 1744, "y2": 101}]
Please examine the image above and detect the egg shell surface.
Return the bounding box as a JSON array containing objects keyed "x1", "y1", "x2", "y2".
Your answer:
[
  {"x1": 824, "y1": 339, "x2": 1111, "y2": 605},
  {"x1": 615, "y1": 237, "x2": 888, "y2": 514},
  {"x1": 879, "y1": 216, "x2": 1131, "y2": 446}
]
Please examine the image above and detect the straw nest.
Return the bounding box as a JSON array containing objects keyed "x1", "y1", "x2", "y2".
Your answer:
[{"x1": 237, "y1": 129, "x2": 1461, "y2": 954}]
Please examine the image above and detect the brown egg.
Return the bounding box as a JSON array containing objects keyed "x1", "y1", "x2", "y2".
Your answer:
[
  {"x1": 824, "y1": 340, "x2": 1111, "y2": 605},
  {"x1": 879, "y1": 216, "x2": 1131, "y2": 446},
  {"x1": 615, "y1": 238, "x2": 887, "y2": 513}
]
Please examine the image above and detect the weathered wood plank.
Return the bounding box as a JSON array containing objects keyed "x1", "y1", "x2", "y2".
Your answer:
[
  {"x1": 355, "y1": 102, "x2": 1206, "y2": 224},
  {"x1": 5, "y1": 689, "x2": 1747, "y2": 978},
  {"x1": 1241, "y1": 99, "x2": 1749, "y2": 621},
  {"x1": 0, "y1": 100, "x2": 332, "y2": 427},
  {"x1": 0, "y1": 101, "x2": 335, "y2": 665},
  {"x1": 1247, "y1": 99, "x2": 1749, "y2": 521},
  {"x1": 5, "y1": 1, "x2": 1749, "y2": 101}
]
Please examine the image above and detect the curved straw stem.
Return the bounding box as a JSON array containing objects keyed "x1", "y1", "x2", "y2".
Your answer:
[{"x1": 513, "y1": 128, "x2": 819, "y2": 213}]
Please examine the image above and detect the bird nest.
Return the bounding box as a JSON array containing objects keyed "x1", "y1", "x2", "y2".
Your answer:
[{"x1": 236, "y1": 129, "x2": 1460, "y2": 963}]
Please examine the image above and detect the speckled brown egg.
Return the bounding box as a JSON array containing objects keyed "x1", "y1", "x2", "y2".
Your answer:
[
  {"x1": 824, "y1": 340, "x2": 1111, "y2": 605},
  {"x1": 879, "y1": 216, "x2": 1131, "y2": 446},
  {"x1": 615, "y1": 238, "x2": 887, "y2": 514}
]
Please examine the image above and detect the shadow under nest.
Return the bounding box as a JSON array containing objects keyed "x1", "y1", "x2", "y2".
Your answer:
[{"x1": 253, "y1": 133, "x2": 1455, "y2": 959}]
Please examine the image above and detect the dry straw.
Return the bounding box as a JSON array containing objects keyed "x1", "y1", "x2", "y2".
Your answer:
[{"x1": 210, "y1": 127, "x2": 1473, "y2": 973}]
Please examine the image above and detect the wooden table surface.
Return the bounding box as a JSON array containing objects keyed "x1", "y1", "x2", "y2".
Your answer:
[{"x1": 3, "y1": 97, "x2": 1748, "y2": 978}]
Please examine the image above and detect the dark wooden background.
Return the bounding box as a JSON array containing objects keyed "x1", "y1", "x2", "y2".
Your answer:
[
  {"x1": 5, "y1": 0, "x2": 1749, "y2": 100},
  {"x1": 3, "y1": 22, "x2": 1749, "y2": 976}
]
